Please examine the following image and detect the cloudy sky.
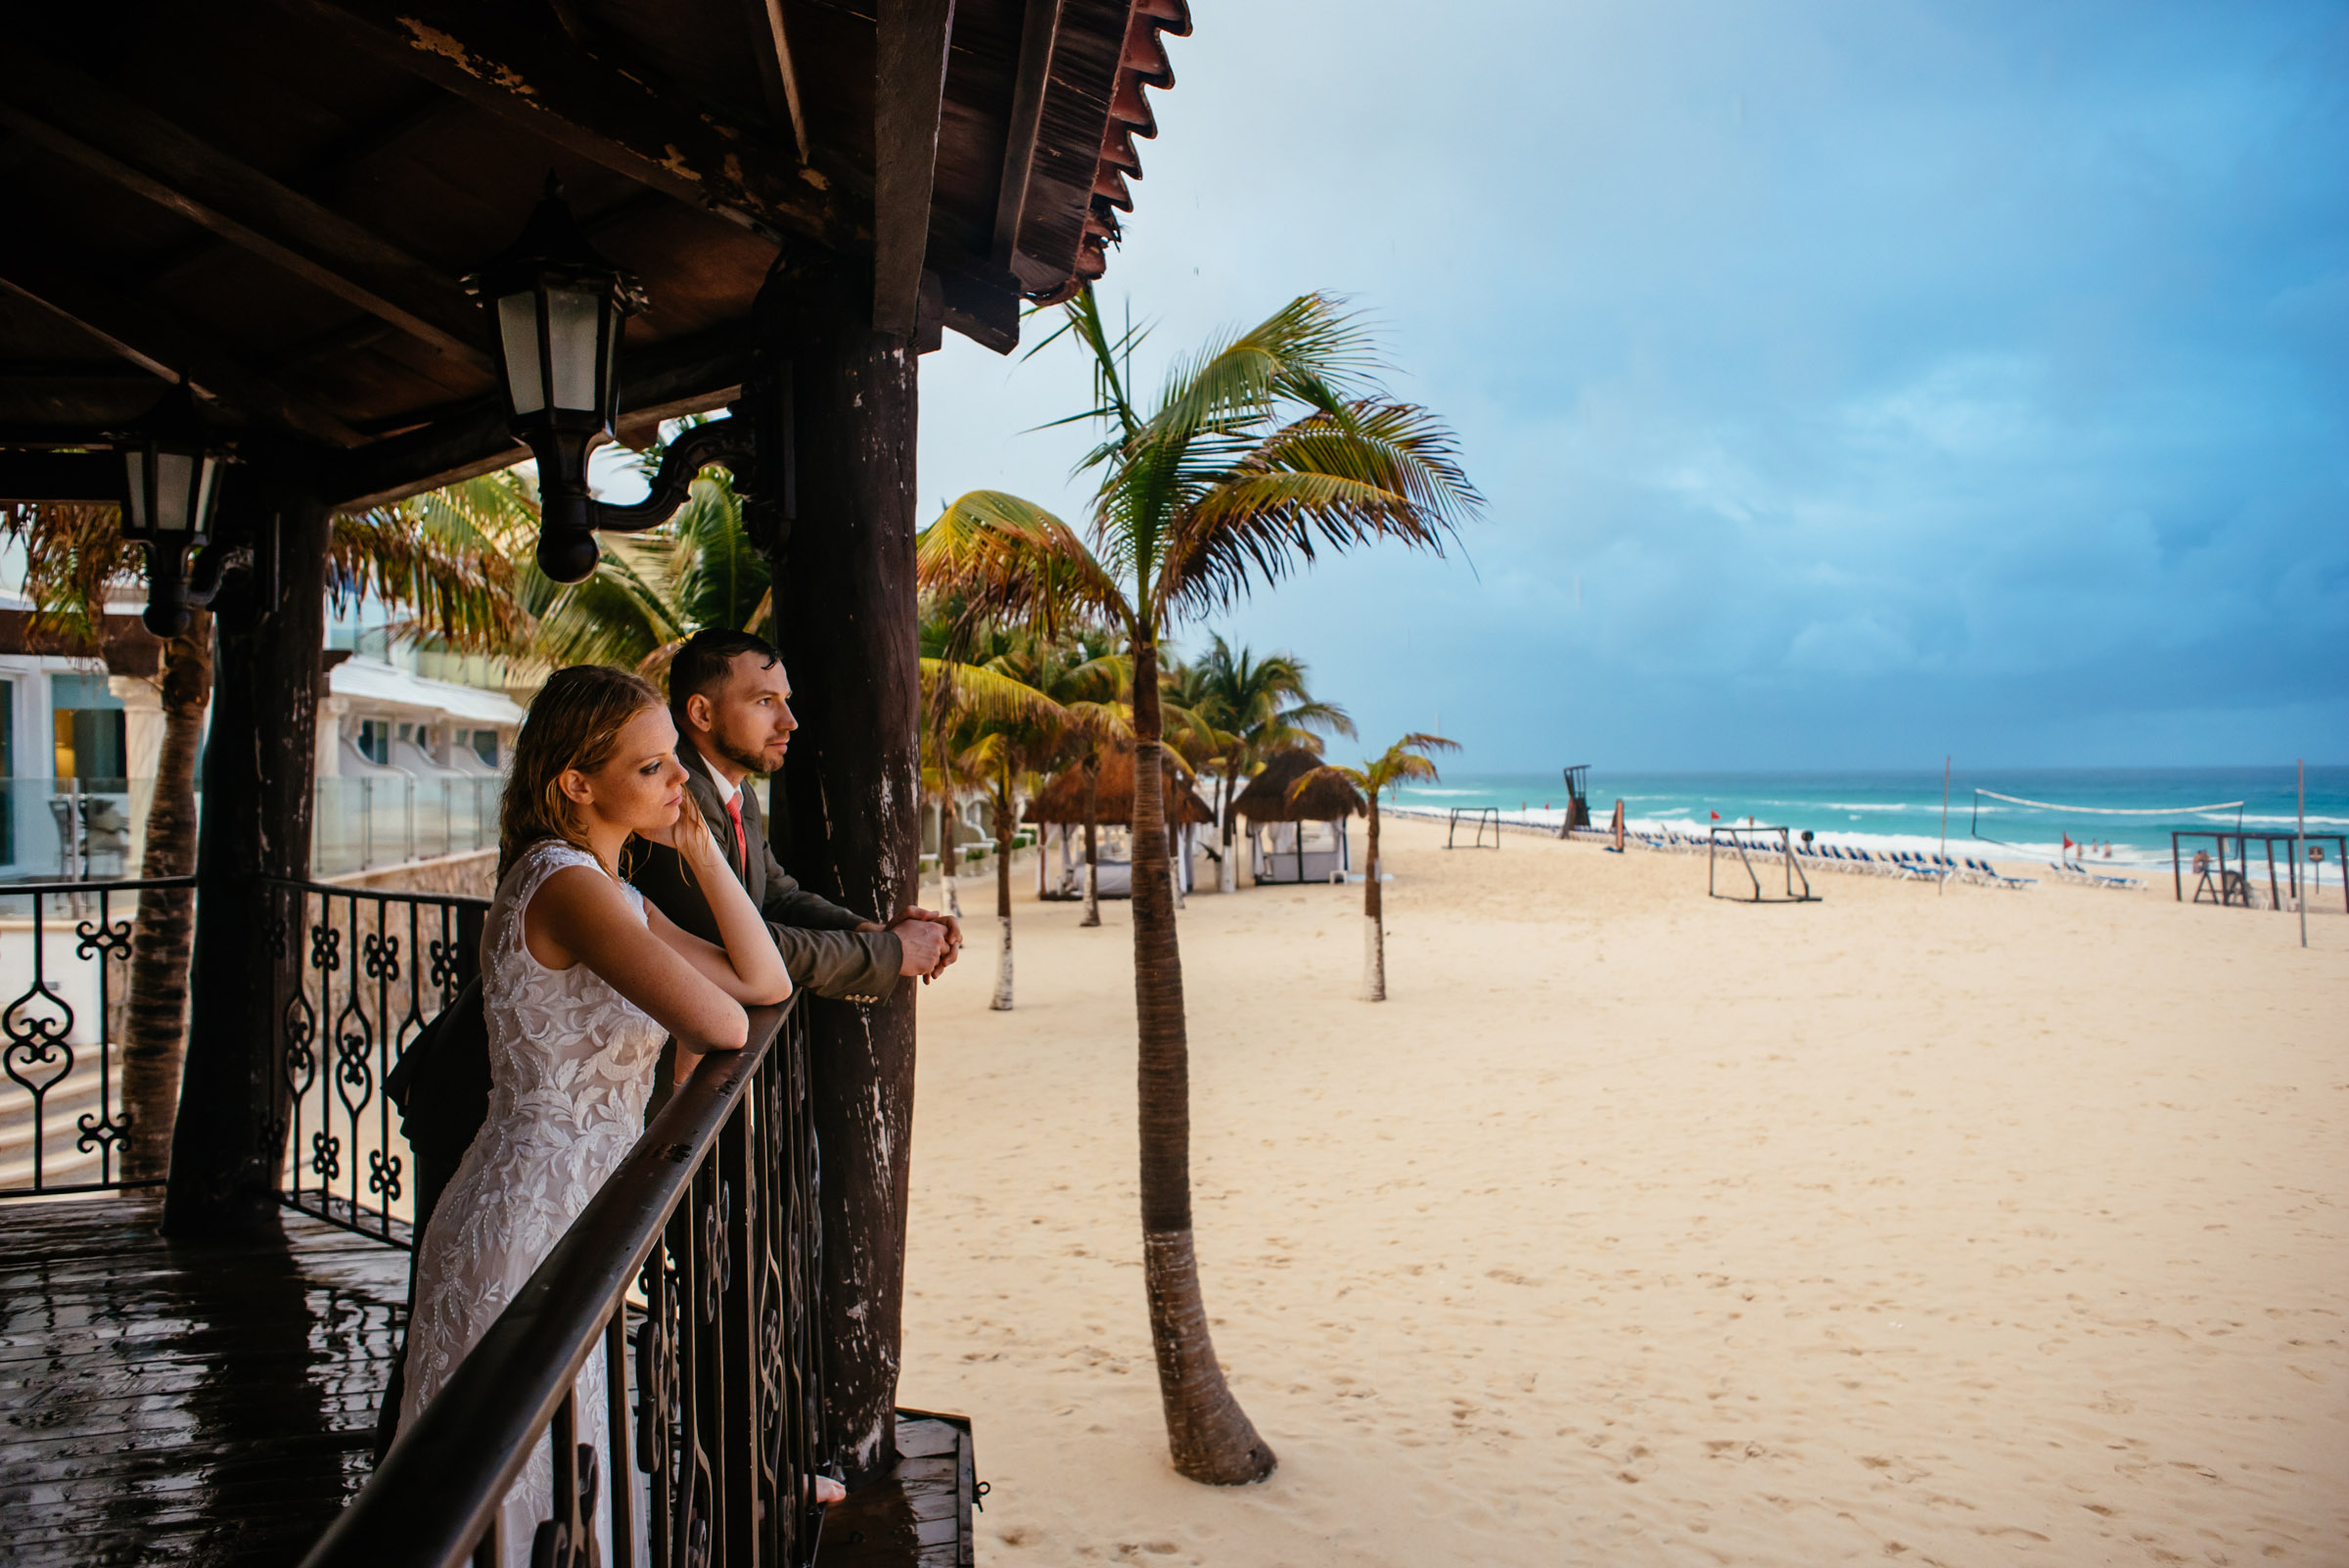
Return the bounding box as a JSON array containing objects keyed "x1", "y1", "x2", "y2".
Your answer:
[{"x1": 914, "y1": 0, "x2": 2348, "y2": 773}]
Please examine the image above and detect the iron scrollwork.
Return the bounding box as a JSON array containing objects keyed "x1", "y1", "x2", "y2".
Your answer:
[
  {"x1": 0, "y1": 878, "x2": 187, "y2": 1197},
  {"x1": 268, "y1": 881, "x2": 487, "y2": 1248}
]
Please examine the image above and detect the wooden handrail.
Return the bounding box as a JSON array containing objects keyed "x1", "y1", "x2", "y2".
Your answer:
[{"x1": 300, "y1": 997, "x2": 808, "y2": 1567}]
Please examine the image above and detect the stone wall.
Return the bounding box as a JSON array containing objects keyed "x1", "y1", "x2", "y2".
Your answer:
[{"x1": 323, "y1": 848, "x2": 498, "y2": 900}]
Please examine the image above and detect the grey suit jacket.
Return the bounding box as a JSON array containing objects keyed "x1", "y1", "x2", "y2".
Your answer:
[{"x1": 627, "y1": 744, "x2": 902, "y2": 1004}]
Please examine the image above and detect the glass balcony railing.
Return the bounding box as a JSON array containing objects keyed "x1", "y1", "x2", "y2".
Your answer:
[
  {"x1": 310, "y1": 775, "x2": 502, "y2": 877},
  {"x1": 0, "y1": 773, "x2": 505, "y2": 885}
]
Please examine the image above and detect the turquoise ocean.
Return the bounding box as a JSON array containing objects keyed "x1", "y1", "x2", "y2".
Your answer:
[{"x1": 1388, "y1": 766, "x2": 2349, "y2": 886}]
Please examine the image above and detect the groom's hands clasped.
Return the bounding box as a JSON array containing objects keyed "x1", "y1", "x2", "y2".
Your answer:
[{"x1": 867, "y1": 905, "x2": 961, "y2": 982}]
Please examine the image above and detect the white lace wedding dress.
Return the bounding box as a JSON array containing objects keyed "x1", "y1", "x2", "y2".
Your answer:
[{"x1": 398, "y1": 839, "x2": 668, "y2": 1565}]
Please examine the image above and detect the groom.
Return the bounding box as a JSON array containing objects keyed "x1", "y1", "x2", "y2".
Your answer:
[{"x1": 629, "y1": 627, "x2": 959, "y2": 1029}]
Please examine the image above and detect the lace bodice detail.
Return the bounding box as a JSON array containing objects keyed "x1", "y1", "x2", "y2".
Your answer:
[
  {"x1": 479, "y1": 839, "x2": 668, "y2": 1135},
  {"x1": 397, "y1": 838, "x2": 668, "y2": 1564}
]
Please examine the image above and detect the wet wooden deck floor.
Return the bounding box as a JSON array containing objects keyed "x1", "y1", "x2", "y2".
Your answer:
[
  {"x1": 0, "y1": 1195, "x2": 974, "y2": 1567},
  {"x1": 0, "y1": 1194, "x2": 408, "y2": 1566}
]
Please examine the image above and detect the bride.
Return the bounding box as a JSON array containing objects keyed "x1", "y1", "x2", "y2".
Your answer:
[{"x1": 397, "y1": 665, "x2": 802, "y2": 1560}]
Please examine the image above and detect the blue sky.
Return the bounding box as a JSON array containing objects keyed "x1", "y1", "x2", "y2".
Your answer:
[{"x1": 911, "y1": 0, "x2": 2349, "y2": 773}]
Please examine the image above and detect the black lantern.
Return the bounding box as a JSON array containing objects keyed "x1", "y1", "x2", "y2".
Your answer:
[
  {"x1": 115, "y1": 385, "x2": 230, "y2": 637},
  {"x1": 465, "y1": 175, "x2": 645, "y2": 581}
]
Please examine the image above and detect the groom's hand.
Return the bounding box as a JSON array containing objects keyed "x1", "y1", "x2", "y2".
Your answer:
[
  {"x1": 898, "y1": 904, "x2": 962, "y2": 958},
  {"x1": 886, "y1": 917, "x2": 950, "y2": 979}
]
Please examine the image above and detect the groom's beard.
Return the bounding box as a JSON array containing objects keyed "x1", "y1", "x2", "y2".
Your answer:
[{"x1": 706, "y1": 728, "x2": 776, "y2": 780}]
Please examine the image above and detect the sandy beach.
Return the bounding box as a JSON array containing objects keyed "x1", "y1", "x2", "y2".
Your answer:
[{"x1": 897, "y1": 816, "x2": 2348, "y2": 1567}]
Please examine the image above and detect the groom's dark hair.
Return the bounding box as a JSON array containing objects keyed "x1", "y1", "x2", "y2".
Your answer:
[{"x1": 669, "y1": 627, "x2": 782, "y2": 718}]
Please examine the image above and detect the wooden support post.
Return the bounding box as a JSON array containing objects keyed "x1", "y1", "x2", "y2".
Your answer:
[
  {"x1": 757, "y1": 258, "x2": 922, "y2": 1487},
  {"x1": 163, "y1": 472, "x2": 328, "y2": 1239}
]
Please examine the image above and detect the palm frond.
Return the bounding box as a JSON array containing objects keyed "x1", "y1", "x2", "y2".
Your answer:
[
  {"x1": 918, "y1": 489, "x2": 1131, "y2": 638},
  {"x1": 0, "y1": 502, "x2": 138, "y2": 647},
  {"x1": 1156, "y1": 398, "x2": 1481, "y2": 620},
  {"x1": 331, "y1": 506, "x2": 535, "y2": 655},
  {"x1": 920, "y1": 657, "x2": 1070, "y2": 726}
]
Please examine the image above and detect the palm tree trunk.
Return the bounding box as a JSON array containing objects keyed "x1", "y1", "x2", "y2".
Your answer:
[
  {"x1": 1080, "y1": 754, "x2": 1101, "y2": 927},
  {"x1": 990, "y1": 780, "x2": 1014, "y2": 1011},
  {"x1": 1165, "y1": 763, "x2": 1185, "y2": 911},
  {"x1": 1128, "y1": 634, "x2": 1274, "y2": 1485},
  {"x1": 1362, "y1": 800, "x2": 1386, "y2": 1002},
  {"x1": 121, "y1": 610, "x2": 212, "y2": 1181},
  {"x1": 938, "y1": 797, "x2": 961, "y2": 918},
  {"x1": 1218, "y1": 767, "x2": 1238, "y2": 894}
]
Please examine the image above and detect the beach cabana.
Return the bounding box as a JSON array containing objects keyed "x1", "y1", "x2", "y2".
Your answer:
[
  {"x1": 1233, "y1": 749, "x2": 1364, "y2": 884},
  {"x1": 1025, "y1": 748, "x2": 1214, "y2": 898}
]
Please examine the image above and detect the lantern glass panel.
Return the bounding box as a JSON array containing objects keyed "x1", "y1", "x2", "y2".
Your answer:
[
  {"x1": 124, "y1": 452, "x2": 148, "y2": 530},
  {"x1": 496, "y1": 293, "x2": 545, "y2": 415},
  {"x1": 192, "y1": 456, "x2": 217, "y2": 535},
  {"x1": 153, "y1": 452, "x2": 197, "y2": 531},
  {"x1": 545, "y1": 288, "x2": 604, "y2": 412}
]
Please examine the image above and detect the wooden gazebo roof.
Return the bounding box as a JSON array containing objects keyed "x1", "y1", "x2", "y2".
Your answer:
[
  {"x1": 1023, "y1": 747, "x2": 1213, "y2": 826},
  {"x1": 1231, "y1": 747, "x2": 1365, "y2": 822},
  {"x1": 0, "y1": 0, "x2": 1188, "y2": 508}
]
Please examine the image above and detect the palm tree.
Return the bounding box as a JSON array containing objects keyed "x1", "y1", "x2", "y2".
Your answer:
[
  {"x1": 1192, "y1": 637, "x2": 1352, "y2": 893},
  {"x1": 1, "y1": 488, "x2": 529, "y2": 1181},
  {"x1": 1291, "y1": 734, "x2": 1457, "y2": 1001},
  {"x1": 920, "y1": 287, "x2": 1480, "y2": 1483},
  {"x1": 918, "y1": 623, "x2": 1073, "y2": 1005}
]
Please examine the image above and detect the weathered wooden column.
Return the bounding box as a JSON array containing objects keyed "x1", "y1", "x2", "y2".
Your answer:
[
  {"x1": 756, "y1": 257, "x2": 924, "y2": 1486},
  {"x1": 163, "y1": 467, "x2": 329, "y2": 1240}
]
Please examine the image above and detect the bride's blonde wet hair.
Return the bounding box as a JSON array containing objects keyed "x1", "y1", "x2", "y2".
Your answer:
[{"x1": 498, "y1": 665, "x2": 667, "y2": 880}]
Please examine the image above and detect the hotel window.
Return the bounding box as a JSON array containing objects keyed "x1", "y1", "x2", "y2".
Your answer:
[
  {"x1": 357, "y1": 717, "x2": 392, "y2": 765},
  {"x1": 51, "y1": 673, "x2": 126, "y2": 784},
  {"x1": 396, "y1": 722, "x2": 414, "y2": 746},
  {"x1": 472, "y1": 729, "x2": 499, "y2": 768}
]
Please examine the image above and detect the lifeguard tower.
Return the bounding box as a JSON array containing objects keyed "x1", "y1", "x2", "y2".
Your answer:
[{"x1": 1560, "y1": 764, "x2": 1591, "y2": 831}]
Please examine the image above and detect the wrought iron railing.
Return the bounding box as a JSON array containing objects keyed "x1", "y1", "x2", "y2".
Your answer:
[
  {"x1": 301, "y1": 999, "x2": 827, "y2": 1568},
  {"x1": 266, "y1": 878, "x2": 488, "y2": 1246},
  {"x1": 0, "y1": 874, "x2": 197, "y2": 1198}
]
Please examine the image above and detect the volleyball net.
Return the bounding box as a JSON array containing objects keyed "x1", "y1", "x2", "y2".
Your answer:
[{"x1": 1967, "y1": 788, "x2": 2247, "y2": 864}]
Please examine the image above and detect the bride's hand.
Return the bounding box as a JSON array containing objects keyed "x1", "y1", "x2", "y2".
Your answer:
[{"x1": 671, "y1": 795, "x2": 730, "y2": 876}]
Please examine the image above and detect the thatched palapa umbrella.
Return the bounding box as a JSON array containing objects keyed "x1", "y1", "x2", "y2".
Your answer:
[
  {"x1": 1232, "y1": 748, "x2": 1365, "y2": 885},
  {"x1": 1026, "y1": 748, "x2": 1214, "y2": 899}
]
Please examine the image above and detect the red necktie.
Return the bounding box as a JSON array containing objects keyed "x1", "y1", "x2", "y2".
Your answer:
[{"x1": 724, "y1": 792, "x2": 748, "y2": 879}]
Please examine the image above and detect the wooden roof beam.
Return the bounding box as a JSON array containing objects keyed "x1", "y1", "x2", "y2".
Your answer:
[
  {"x1": 0, "y1": 241, "x2": 364, "y2": 447},
  {"x1": 327, "y1": 320, "x2": 759, "y2": 508},
  {"x1": 268, "y1": 0, "x2": 850, "y2": 249},
  {"x1": 0, "y1": 57, "x2": 493, "y2": 375},
  {"x1": 992, "y1": 0, "x2": 1064, "y2": 271},
  {"x1": 0, "y1": 450, "x2": 119, "y2": 503},
  {"x1": 874, "y1": 0, "x2": 958, "y2": 339}
]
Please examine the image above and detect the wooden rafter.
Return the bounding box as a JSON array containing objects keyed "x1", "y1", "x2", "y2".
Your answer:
[
  {"x1": 993, "y1": 0, "x2": 1064, "y2": 270},
  {"x1": 740, "y1": 0, "x2": 812, "y2": 162},
  {"x1": 267, "y1": 0, "x2": 852, "y2": 249},
  {"x1": 0, "y1": 240, "x2": 363, "y2": 447},
  {"x1": 0, "y1": 51, "x2": 491, "y2": 374},
  {"x1": 873, "y1": 0, "x2": 957, "y2": 338}
]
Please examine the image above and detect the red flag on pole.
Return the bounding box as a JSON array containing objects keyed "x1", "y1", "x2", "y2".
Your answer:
[{"x1": 1710, "y1": 809, "x2": 1721, "y2": 821}]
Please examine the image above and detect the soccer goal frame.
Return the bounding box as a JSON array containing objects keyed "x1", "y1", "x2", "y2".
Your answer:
[
  {"x1": 1708, "y1": 825, "x2": 1818, "y2": 903},
  {"x1": 1446, "y1": 806, "x2": 1501, "y2": 850}
]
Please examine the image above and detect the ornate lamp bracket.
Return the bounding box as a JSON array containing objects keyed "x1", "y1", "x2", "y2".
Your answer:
[{"x1": 587, "y1": 413, "x2": 762, "y2": 534}]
